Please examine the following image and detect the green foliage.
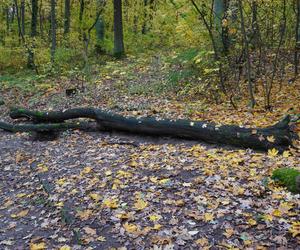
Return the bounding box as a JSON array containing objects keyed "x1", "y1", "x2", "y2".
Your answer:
[{"x1": 272, "y1": 168, "x2": 300, "y2": 193}]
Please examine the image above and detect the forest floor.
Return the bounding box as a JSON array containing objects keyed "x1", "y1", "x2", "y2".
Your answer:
[{"x1": 0, "y1": 53, "x2": 300, "y2": 249}]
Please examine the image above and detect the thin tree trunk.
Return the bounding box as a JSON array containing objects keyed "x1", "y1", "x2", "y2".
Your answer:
[
  {"x1": 20, "y1": 0, "x2": 25, "y2": 35},
  {"x1": 64, "y1": 0, "x2": 70, "y2": 35},
  {"x1": 31, "y1": 0, "x2": 38, "y2": 37},
  {"x1": 238, "y1": 0, "x2": 256, "y2": 108},
  {"x1": 295, "y1": 0, "x2": 300, "y2": 76},
  {"x1": 14, "y1": 0, "x2": 38, "y2": 74},
  {"x1": 79, "y1": 0, "x2": 84, "y2": 23},
  {"x1": 113, "y1": 0, "x2": 125, "y2": 58},
  {"x1": 50, "y1": 0, "x2": 56, "y2": 64}
]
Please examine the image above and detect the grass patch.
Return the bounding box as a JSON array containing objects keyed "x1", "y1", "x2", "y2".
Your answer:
[{"x1": 272, "y1": 168, "x2": 300, "y2": 193}]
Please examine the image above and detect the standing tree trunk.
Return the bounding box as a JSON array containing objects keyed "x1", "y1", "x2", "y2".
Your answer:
[
  {"x1": 213, "y1": 0, "x2": 229, "y2": 54},
  {"x1": 238, "y1": 0, "x2": 256, "y2": 108},
  {"x1": 27, "y1": 0, "x2": 38, "y2": 70},
  {"x1": 295, "y1": 0, "x2": 300, "y2": 76},
  {"x1": 20, "y1": 0, "x2": 25, "y2": 35},
  {"x1": 64, "y1": 0, "x2": 70, "y2": 35},
  {"x1": 31, "y1": 0, "x2": 38, "y2": 37},
  {"x1": 50, "y1": 0, "x2": 56, "y2": 64},
  {"x1": 79, "y1": 0, "x2": 84, "y2": 23},
  {"x1": 113, "y1": 0, "x2": 125, "y2": 58}
]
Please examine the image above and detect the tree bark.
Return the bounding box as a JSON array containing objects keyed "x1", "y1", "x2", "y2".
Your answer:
[
  {"x1": 5, "y1": 107, "x2": 298, "y2": 151},
  {"x1": 113, "y1": 0, "x2": 125, "y2": 58},
  {"x1": 31, "y1": 0, "x2": 38, "y2": 37},
  {"x1": 64, "y1": 0, "x2": 71, "y2": 35},
  {"x1": 238, "y1": 0, "x2": 256, "y2": 108},
  {"x1": 20, "y1": 0, "x2": 25, "y2": 35},
  {"x1": 50, "y1": 0, "x2": 56, "y2": 63}
]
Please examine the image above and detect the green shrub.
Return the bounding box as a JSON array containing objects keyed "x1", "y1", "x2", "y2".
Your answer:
[{"x1": 272, "y1": 168, "x2": 300, "y2": 193}]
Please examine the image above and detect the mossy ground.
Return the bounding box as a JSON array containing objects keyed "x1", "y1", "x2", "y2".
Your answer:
[{"x1": 272, "y1": 168, "x2": 300, "y2": 193}]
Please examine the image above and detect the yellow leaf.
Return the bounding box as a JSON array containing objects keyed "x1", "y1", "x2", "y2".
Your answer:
[
  {"x1": 267, "y1": 136, "x2": 275, "y2": 143},
  {"x1": 123, "y1": 222, "x2": 138, "y2": 234},
  {"x1": 129, "y1": 161, "x2": 138, "y2": 167},
  {"x1": 149, "y1": 214, "x2": 161, "y2": 221},
  {"x1": 223, "y1": 228, "x2": 234, "y2": 238},
  {"x1": 59, "y1": 245, "x2": 71, "y2": 250},
  {"x1": 16, "y1": 193, "x2": 27, "y2": 198},
  {"x1": 204, "y1": 213, "x2": 214, "y2": 222},
  {"x1": 103, "y1": 198, "x2": 119, "y2": 209},
  {"x1": 97, "y1": 236, "x2": 106, "y2": 242},
  {"x1": 55, "y1": 202, "x2": 64, "y2": 207},
  {"x1": 105, "y1": 170, "x2": 112, "y2": 176},
  {"x1": 289, "y1": 221, "x2": 300, "y2": 237},
  {"x1": 263, "y1": 214, "x2": 273, "y2": 222},
  {"x1": 56, "y1": 178, "x2": 66, "y2": 186},
  {"x1": 37, "y1": 164, "x2": 48, "y2": 173},
  {"x1": 153, "y1": 224, "x2": 162, "y2": 230},
  {"x1": 77, "y1": 209, "x2": 92, "y2": 221},
  {"x1": 12, "y1": 209, "x2": 29, "y2": 218},
  {"x1": 247, "y1": 218, "x2": 257, "y2": 226},
  {"x1": 195, "y1": 237, "x2": 209, "y2": 246},
  {"x1": 90, "y1": 193, "x2": 101, "y2": 202},
  {"x1": 134, "y1": 199, "x2": 148, "y2": 210},
  {"x1": 268, "y1": 148, "x2": 278, "y2": 157},
  {"x1": 150, "y1": 177, "x2": 158, "y2": 183},
  {"x1": 115, "y1": 212, "x2": 132, "y2": 220},
  {"x1": 273, "y1": 209, "x2": 282, "y2": 217},
  {"x1": 30, "y1": 242, "x2": 46, "y2": 250},
  {"x1": 159, "y1": 178, "x2": 170, "y2": 184},
  {"x1": 81, "y1": 166, "x2": 92, "y2": 174},
  {"x1": 174, "y1": 199, "x2": 185, "y2": 206},
  {"x1": 283, "y1": 151, "x2": 290, "y2": 158}
]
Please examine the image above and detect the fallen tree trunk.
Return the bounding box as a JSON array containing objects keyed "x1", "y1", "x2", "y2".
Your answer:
[
  {"x1": 0, "y1": 121, "x2": 97, "y2": 133},
  {"x1": 3, "y1": 107, "x2": 298, "y2": 151}
]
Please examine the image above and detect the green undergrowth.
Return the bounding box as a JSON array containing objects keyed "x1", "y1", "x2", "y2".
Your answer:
[{"x1": 272, "y1": 168, "x2": 300, "y2": 193}]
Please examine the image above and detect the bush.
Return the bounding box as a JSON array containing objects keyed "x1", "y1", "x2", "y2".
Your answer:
[{"x1": 272, "y1": 168, "x2": 300, "y2": 193}]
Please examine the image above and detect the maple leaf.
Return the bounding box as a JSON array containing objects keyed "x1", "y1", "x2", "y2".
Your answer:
[
  {"x1": 282, "y1": 151, "x2": 291, "y2": 158},
  {"x1": 81, "y1": 166, "x2": 92, "y2": 174},
  {"x1": 267, "y1": 136, "x2": 275, "y2": 143},
  {"x1": 37, "y1": 164, "x2": 48, "y2": 173},
  {"x1": 263, "y1": 214, "x2": 273, "y2": 222},
  {"x1": 223, "y1": 228, "x2": 234, "y2": 238},
  {"x1": 89, "y1": 193, "x2": 101, "y2": 202},
  {"x1": 247, "y1": 218, "x2": 257, "y2": 226},
  {"x1": 149, "y1": 214, "x2": 161, "y2": 221},
  {"x1": 123, "y1": 222, "x2": 138, "y2": 234},
  {"x1": 83, "y1": 226, "x2": 97, "y2": 236},
  {"x1": 105, "y1": 170, "x2": 112, "y2": 176},
  {"x1": 59, "y1": 246, "x2": 71, "y2": 250},
  {"x1": 195, "y1": 237, "x2": 209, "y2": 246},
  {"x1": 97, "y1": 236, "x2": 106, "y2": 242},
  {"x1": 289, "y1": 221, "x2": 300, "y2": 237},
  {"x1": 56, "y1": 178, "x2": 66, "y2": 186},
  {"x1": 30, "y1": 242, "x2": 46, "y2": 250},
  {"x1": 16, "y1": 193, "x2": 27, "y2": 198},
  {"x1": 272, "y1": 209, "x2": 282, "y2": 217},
  {"x1": 159, "y1": 178, "x2": 170, "y2": 184},
  {"x1": 11, "y1": 209, "x2": 29, "y2": 218},
  {"x1": 134, "y1": 199, "x2": 148, "y2": 210},
  {"x1": 153, "y1": 224, "x2": 162, "y2": 230},
  {"x1": 103, "y1": 198, "x2": 119, "y2": 209},
  {"x1": 204, "y1": 213, "x2": 214, "y2": 222},
  {"x1": 268, "y1": 148, "x2": 278, "y2": 157},
  {"x1": 76, "y1": 209, "x2": 93, "y2": 220}
]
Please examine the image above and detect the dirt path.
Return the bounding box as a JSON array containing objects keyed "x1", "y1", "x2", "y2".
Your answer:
[{"x1": 0, "y1": 129, "x2": 299, "y2": 249}]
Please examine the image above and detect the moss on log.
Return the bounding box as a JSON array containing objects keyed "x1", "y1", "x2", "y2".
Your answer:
[{"x1": 4, "y1": 107, "x2": 299, "y2": 151}]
